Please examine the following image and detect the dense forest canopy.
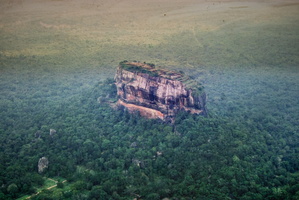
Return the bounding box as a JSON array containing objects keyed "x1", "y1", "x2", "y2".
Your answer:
[
  {"x1": 0, "y1": 55, "x2": 298, "y2": 199},
  {"x1": 0, "y1": 0, "x2": 299, "y2": 199}
]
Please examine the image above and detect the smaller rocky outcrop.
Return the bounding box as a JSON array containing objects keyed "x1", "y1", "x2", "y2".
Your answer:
[
  {"x1": 132, "y1": 159, "x2": 144, "y2": 168},
  {"x1": 49, "y1": 129, "x2": 56, "y2": 137},
  {"x1": 130, "y1": 142, "x2": 138, "y2": 148},
  {"x1": 38, "y1": 157, "x2": 49, "y2": 173}
]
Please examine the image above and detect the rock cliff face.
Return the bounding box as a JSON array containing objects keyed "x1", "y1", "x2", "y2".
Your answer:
[{"x1": 115, "y1": 61, "x2": 207, "y2": 121}]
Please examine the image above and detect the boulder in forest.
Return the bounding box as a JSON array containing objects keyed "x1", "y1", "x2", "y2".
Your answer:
[
  {"x1": 38, "y1": 157, "x2": 49, "y2": 173},
  {"x1": 49, "y1": 129, "x2": 56, "y2": 137},
  {"x1": 132, "y1": 159, "x2": 144, "y2": 168},
  {"x1": 130, "y1": 142, "x2": 138, "y2": 148}
]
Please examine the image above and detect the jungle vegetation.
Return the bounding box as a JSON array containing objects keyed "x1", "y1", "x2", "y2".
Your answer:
[{"x1": 0, "y1": 56, "x2": 298, "y2": 199}]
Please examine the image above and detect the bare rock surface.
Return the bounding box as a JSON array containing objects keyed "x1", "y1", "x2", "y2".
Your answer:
[
  {"x1": 38, "y1": 157, "x2": 49, "y2": 173},
  {"x1": 49, "y1": 129, "x2": 56, "y2": 137},
  {"x1": 115, "y1": 61, "x2": 207, "y2": 121}
]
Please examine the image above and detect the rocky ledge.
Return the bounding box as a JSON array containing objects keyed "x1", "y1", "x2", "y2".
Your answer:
[{"x1": 115, "y1": 61, "x2": 207, "y2": 122}]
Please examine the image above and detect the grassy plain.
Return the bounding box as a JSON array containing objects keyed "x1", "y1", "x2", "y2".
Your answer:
[{"x1": 1, "y1": 0, "x2": 298, "y2": 117}]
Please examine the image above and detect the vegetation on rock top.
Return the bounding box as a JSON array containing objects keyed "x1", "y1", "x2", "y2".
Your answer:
[{"x1": 119, "y1": 60, "x2": 205, "y2": 96}]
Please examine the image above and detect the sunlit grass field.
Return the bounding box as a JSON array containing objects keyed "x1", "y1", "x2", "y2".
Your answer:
[{"x1": 1, "y1": 1, "x2": 298, "y2": 116}]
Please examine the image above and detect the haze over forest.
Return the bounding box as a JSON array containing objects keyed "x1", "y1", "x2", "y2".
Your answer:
[{"x1": 0, "y1": 0, "x2": 298, "y2": 199}]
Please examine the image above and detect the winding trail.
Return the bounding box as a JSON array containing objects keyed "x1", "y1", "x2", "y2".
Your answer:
[{"x1": 25, "y1": 179, "x2": 67, "y2": 199}]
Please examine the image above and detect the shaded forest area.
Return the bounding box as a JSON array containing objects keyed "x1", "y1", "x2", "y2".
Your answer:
[{"x1": 0, "y1": 55, "x2": 299, "y2": 199}]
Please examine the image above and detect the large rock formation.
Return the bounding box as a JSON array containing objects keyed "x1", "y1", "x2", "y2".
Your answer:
[{"x1": 115, "y1": 61, "x2": 207, "y2": 122}]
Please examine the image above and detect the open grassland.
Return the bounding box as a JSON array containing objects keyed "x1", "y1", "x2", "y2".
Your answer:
[
  {"x1": 0, "y1": 0, "x2": 298, "y2": 112},
  {"x1": 1, "y1": 0, "x2": 298, "y2": 69}
]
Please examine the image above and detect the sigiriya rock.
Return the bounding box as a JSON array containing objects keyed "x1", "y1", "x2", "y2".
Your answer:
[{"x1": 115, "y1": 61, "x2": 207, "y2": 122}]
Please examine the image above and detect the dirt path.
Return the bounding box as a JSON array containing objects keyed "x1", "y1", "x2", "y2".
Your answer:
[
  {"x1": 25, "y1": 179, "x2": 67, "y2": 199},
  {"x1": 47, "y1": 178, "x2": 58, "y2": 183}
]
